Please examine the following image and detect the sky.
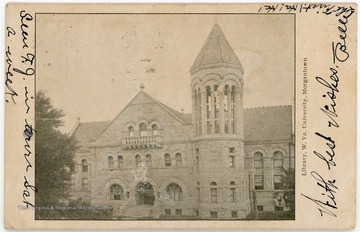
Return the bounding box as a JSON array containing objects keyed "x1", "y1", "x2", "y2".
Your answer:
[{"x1": 36, "y1": 14, "x2": 294, "y2": 133}]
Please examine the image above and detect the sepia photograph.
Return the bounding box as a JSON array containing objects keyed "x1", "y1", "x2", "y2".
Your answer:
[{"x1": 34, "y1": 13, "x2": 295, "y2": 220}]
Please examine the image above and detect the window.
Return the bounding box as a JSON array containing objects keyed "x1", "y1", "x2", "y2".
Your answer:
[
  {"x1": 254, "y1": 152, "x2": 264, "y2": 168},
  {"x1": 110, "y1": 184, "x2": 123, "y2": 200},
  {"x1": 108, "y1": 156, "x2": 114, "y2": 169},
  {"x1": 166, "y1": 183, "x2": 183, "y2": 201},
  {"x1": 128, "y1": 126, "x2": 135, "y2": 137},
  {"x1": 117, "y1": 156, "x2": 123, "y2": 169},
  {"x1": 231, "y1": 211, "x2": 238, "y2": 218},
  {"x1": 139, "y1": 123, "x2": 147, "y2": 137},
  {"x1": 274, "y1": 175, "x2": 284, "y2": 190},
  {"x1": 210, "y1": 211, "x2": 217, "y2": 218},
  {"x1": 175, "y1": 209, "x2": 182, "y2": 216},
  {"x1": 82, "y1": 178, "x2": 89, "y2": 190},
  {"x1": 195, "y1": 210, "x2": 199, "y2": 217},
  {"x1": 229, "y1": 155, "x2": 235, "y2": 168},
  {"x1": 152, "y1": 124, "x2": 159, "y2": 136},
  {"x1": 196, "y1": 148, "x2": 199, "y2": 155},
  {"x1": 210, "y1": 182, "x2": 217, "y2": 203},
  {"x1": 176, "y1": 153, "x2": 182, "y2": 167},
  {"x1": 230, "y1": 188, "x2": 236, "y2": 203},
  {"x1": 257, "y1": 205, "x2": 264, "y2": 212},
  {"x1": 206, "y1": 86, "x2": 212, "y2": 134},
  {"x1": 165, "y1": 154, "x2": 171, "y2": 167},
  {"x1": 82, "y1": 159, "x2": 88, "y2": 172},
  {"x1": 145, "y1": 154, "x2": 152, "y2": 167},
  {"x1": 273, "y1": 151, "x2": 283, "y2": 168},
  {"x1": 229, "y1": 147, "x2": 235, "y2": 153},
  {"x1": 254, "y1": 175, "x2": 264, "y2": 190},
  {"x1": 275, "y1": 206, "x2": 284, "y2": 212},
  {"x1": 196, "y1": 156, "x2": 199, "y2": 171},
  {"x1": 165, "y1": 209, "x2": 171, "y2": 216},
  {"x1": 135, "y1": 155, "x2": 141, "y2": 167}
]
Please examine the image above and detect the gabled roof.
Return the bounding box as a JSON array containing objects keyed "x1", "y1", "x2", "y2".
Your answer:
[
  {"x1": 72, "y1": 121, "x2": 111, "y2": 150},
  {"x1": 190, "y1": 24, "x2": 244, "y2": 75},
  {"x1": 244, "y1": 105, "x2": 293, "y2": 142},
  {"x1": 88, "y1": 90, "x2": 192, "y2": 144}
]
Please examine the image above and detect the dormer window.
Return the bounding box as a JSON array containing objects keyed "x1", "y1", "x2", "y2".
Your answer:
[
  {"x1": 139, "y1": 123, "x2": 147, "y2": 137},
  {"x1": 152, "y1": 124, "x2": 159, "y2": 136},
  {"x1": 128, "y1": 126, "x2": 135, "y2": 137}
]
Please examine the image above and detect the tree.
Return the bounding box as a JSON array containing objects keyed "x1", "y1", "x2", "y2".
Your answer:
[
  {"x1": 35, "y1": 91, "x2": 77, "y2": 219},
  {"x1": 283, "y1": 167, "x2": 295, "y2": 218}
]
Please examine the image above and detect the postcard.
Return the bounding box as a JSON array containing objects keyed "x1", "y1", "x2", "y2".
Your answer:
[{"x1": 4, "y1": 3, "x2": 356, "y2": 229}]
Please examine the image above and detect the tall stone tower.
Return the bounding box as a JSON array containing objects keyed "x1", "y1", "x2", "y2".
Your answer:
[{"x1": 190, "y1": 24, "x2": 250, "y2": 219}]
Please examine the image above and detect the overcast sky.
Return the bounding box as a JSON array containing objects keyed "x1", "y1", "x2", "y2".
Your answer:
[{"x1": 36, "y1": 14, "x2": 294, "y2": 133}]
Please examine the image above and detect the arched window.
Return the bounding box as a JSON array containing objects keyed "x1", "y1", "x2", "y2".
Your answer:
[
  {"x1": 231, "y1": 86, "x2": 236, "y2": 134},
  {"x1": 197, "y1": 88, "x2": 202, "y2": 135},
  {"x1": 146, "y1": 154, "x2": 152, "y2": 167},
  {"x1": 139, "y1": 123, "x2": 147, "y2": 137},
  {"x1": 110, "y1": 184, "x2": 124, "y2": 200},
  {"x1": 108, "y1": 156, "x2": 114, "y2": 169},
  {"x1": 82, "y1": 159, "x2": 88, "y2": 172},
  {"x1": 206, "y1": 86, "x2": 212, "y2": 134},
  {"x1": 166, "y1": 183, "x2": 183, "y2": 201},
  {"x1": 273, "y1": 151, "x2": 283, "y2": 168},
  {"x1": 128, "y1": 126, "x2": 135, "y2": 137},
  {"x1": 214, "y1": 85, "x2": 220, "y2": 134},
  {"x1": 254, "y1": 152, "x2": 264, "y2": 169},
  {"x1": 135, "y1": 155, "x2": 141, "y2": 167},
  {"x1": 224, "y1": 85, "x2": 230, "y2": 134},
  {"x1": 152, "y1": 124, "x2": 159, "y2": 136},
  {"x1": 117, "y1": 155, "x2": 123, "y2": 169},
  {"x1": 176, "y1": 153, "x2": 182, "y2": 167},
  {"x1": 210, "y1": 182, "x2": 217, "y2": 203},
  {"x1": 165, "y1": 154, "x2": 171, "y2": 167}
]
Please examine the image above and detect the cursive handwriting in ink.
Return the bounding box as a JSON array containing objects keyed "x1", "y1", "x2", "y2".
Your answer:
[
  {"x1": 313, "y1": 132, "x2": 336, "y2": 170},
  {"x1": 332, "y1": 9, "x2": 354, "y2": 63},
  {"x1": 23, "y1": 176, "x2": 37, "y2": 208},
  {"x1": 24, "y1": 86, "x2": 31, "y2": 114},
  {"x1": 24, "y1": 119, "x2": 36, "y2": 172},
  {"x1": 7, "y1": 27, "x2": 16, "y2": 37},
  {"x1": 315, "y1": 67, "x2": 339, "y2": 128},
  {"x1": 5, "y1": 46, "x2": 18, "y2": 104},
  {"x1": 20, "y1": 10, "x2": 33, "y2": 49},
  {"x1": 302, "y1": 171, "x2": 337, "y2": 217}
]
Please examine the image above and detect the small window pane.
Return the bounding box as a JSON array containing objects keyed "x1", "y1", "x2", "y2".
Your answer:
[
  {"x1": 254, "y1": 152, "x2": 263, "y2": 168},
  {"x1": 165, "y1": 209, "x2": 171, "y2": 216},
  {"x1": 254, "y1": 175, "x2": 264, "y2": 190},
  {"x1": 273, "y1": 151, "x2": 283, "y2": 168},
  {"x1": 229, "y1": 155, "x2": 235, "y2": 167},
  {"x1": 274, "y1": 175, "x2": 284, "y2": 190},
  {"x1": 175, "y1": 209, "x2": 182, "y2": 216},
  {"x1": 176, "y1": 153, "x2": 182, "y2": 167},
  {"x1": 231, "y1": 211, "x2": 238, "y2": 218},
  {"x1": 165, "y1": 154, "x2": 171, "y2": 167},
  {"x1": 211, "y1": 188, "x2": 217, "y2": 203},
  {"x1": 210, "y1": 211, "x2": 217, "y2": 218}
]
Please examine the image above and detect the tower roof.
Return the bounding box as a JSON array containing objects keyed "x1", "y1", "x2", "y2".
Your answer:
[{"x1": 190, "y1": 24, "x2": 244, "y2": 75}]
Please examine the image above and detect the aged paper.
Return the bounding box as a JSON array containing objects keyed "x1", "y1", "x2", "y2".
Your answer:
[{"x1": 4, "y1": 3, "x2": 356, "y2": 229}]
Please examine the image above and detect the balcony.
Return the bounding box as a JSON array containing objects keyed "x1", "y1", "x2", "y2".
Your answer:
[{"x1": 122, "y1": 136, "x2": 162, "y2": 149}]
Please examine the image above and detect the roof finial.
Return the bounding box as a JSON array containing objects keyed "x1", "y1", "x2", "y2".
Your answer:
[{"x1": 140, "y1": 84, "x2": 145, "y2": 90}]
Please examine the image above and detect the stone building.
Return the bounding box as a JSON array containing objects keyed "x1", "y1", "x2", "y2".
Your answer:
[{"x1": 70, "y1": 24, "x2": 294, "y2": 219}]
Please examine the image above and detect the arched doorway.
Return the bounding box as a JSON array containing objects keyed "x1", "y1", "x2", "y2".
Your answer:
[{"x1": 135, "y1": 181, "x2": 155, "y2": 205}]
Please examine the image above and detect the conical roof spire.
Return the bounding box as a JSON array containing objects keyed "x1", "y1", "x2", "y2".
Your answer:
[{"x1": 190, "y1": 24, "x2": 244, "y2": 75}]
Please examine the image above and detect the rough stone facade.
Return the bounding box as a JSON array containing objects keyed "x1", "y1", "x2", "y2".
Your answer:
[{"x1": 70, "y1": 24, "x2": 294, "y2": 219}]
